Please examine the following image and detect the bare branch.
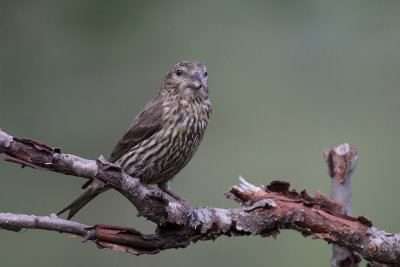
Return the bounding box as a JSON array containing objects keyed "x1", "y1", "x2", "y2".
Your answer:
[
  {"x1": 324, "y1": 144, "x2": 360, "y2": 266},
  {"x1": 0, "y1": 212, "x2": 190, "y2": 255},
  {"x1": 1, "y1": 128, "x2": 400, "y2": 265},
  {"x1": 0, "y1": 213, "x2": 88, "y2": 235}
]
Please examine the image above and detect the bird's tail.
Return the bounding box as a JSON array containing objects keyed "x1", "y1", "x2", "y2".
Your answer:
[{"x1": 57, "y1": 179, "x2": 109, "y2": 220}]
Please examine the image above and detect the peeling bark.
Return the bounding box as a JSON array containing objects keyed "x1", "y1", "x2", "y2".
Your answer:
[{"x1": 1, "y1": 129, "x2": 400, "y2": 265}]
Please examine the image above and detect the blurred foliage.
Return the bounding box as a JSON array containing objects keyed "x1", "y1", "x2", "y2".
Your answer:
[{"x1": 1, "y1": 0, "x2": 400, "y2": 266}]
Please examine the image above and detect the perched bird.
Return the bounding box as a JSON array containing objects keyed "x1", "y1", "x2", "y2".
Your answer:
[{"x1": 58, "y1": 61, "x2": 212, "y2": 219}]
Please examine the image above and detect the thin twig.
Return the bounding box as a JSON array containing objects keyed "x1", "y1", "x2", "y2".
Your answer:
[{"x1": 324, "y1": 144, "x2": 360, "y2": 266}]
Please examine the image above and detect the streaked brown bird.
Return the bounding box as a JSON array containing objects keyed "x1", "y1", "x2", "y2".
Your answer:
[{"x1": 57, "y1": 61, "x2": 212, "y2": 219}]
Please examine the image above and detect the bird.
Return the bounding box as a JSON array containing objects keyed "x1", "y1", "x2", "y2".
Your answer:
[{"x1": 57, "y1": 60, "x2": 212, "y2": 219}]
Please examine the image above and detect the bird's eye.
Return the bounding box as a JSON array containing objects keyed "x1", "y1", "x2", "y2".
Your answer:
[
  {"x1": 176, "y1": 69, "x2": 182, "y2": 76},
  {"x1": 204, "y1": 72, "x2": 208, "y2": 77}
]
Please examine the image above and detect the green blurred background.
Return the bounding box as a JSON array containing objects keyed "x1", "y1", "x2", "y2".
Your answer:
[{"x1": 1, "y1": 0, "x2": 400, "y2": 266}]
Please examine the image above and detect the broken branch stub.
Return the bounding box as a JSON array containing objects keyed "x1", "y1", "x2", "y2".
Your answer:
[{"x1": 324, "y1": 143, "x2": 358, "y2": 183}]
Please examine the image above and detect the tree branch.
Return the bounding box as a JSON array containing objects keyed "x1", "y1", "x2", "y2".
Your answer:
[
  {"x1": 1, "y1": 128, "x2": 400, "y2": 264},
  {"x1": 325, "y1": 144, "x2": 360, "y2": 266}
]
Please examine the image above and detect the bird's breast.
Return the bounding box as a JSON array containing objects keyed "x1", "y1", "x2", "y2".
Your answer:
[{"x1": 123, "y1": 99, "x2": 211, "y2": 184}]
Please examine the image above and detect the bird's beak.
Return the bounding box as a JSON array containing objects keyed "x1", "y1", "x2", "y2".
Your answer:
[{"x1": 189, "y1": 72, "x2": 208, "y2": 91}]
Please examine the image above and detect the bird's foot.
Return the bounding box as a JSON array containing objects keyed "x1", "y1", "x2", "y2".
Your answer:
[
  {"x1": 157, "y1": 182, "x2": 192, "y2": 211},
  {"x1": 174, "y1": 196, "x2": 192, "y2": 211}
]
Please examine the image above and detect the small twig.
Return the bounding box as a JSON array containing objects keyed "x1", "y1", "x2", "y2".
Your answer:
[
  {"x1": 0, "y1": 213, "x2": 88, "y2": 235},
  {"x1": 324, "y1": 143, "x2": 360, "y2": 266}
]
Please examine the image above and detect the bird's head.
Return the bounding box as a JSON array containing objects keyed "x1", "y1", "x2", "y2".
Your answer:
[{"x1": 162, "y1": 61, "x2": 209, "y2": 100}]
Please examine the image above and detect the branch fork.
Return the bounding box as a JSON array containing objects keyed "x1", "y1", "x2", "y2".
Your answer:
[{"x1": 1, "y1": 129, "x2": 400, "y2": 265}]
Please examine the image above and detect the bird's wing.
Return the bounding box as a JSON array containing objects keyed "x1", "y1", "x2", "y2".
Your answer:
[{"x1": 108, "y1": 94, "x2": 164, "y2": 163}]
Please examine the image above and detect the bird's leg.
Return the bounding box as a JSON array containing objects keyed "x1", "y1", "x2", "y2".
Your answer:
[{"x1": 158, "y1": 181, "x2": 191, "y2": 210}]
